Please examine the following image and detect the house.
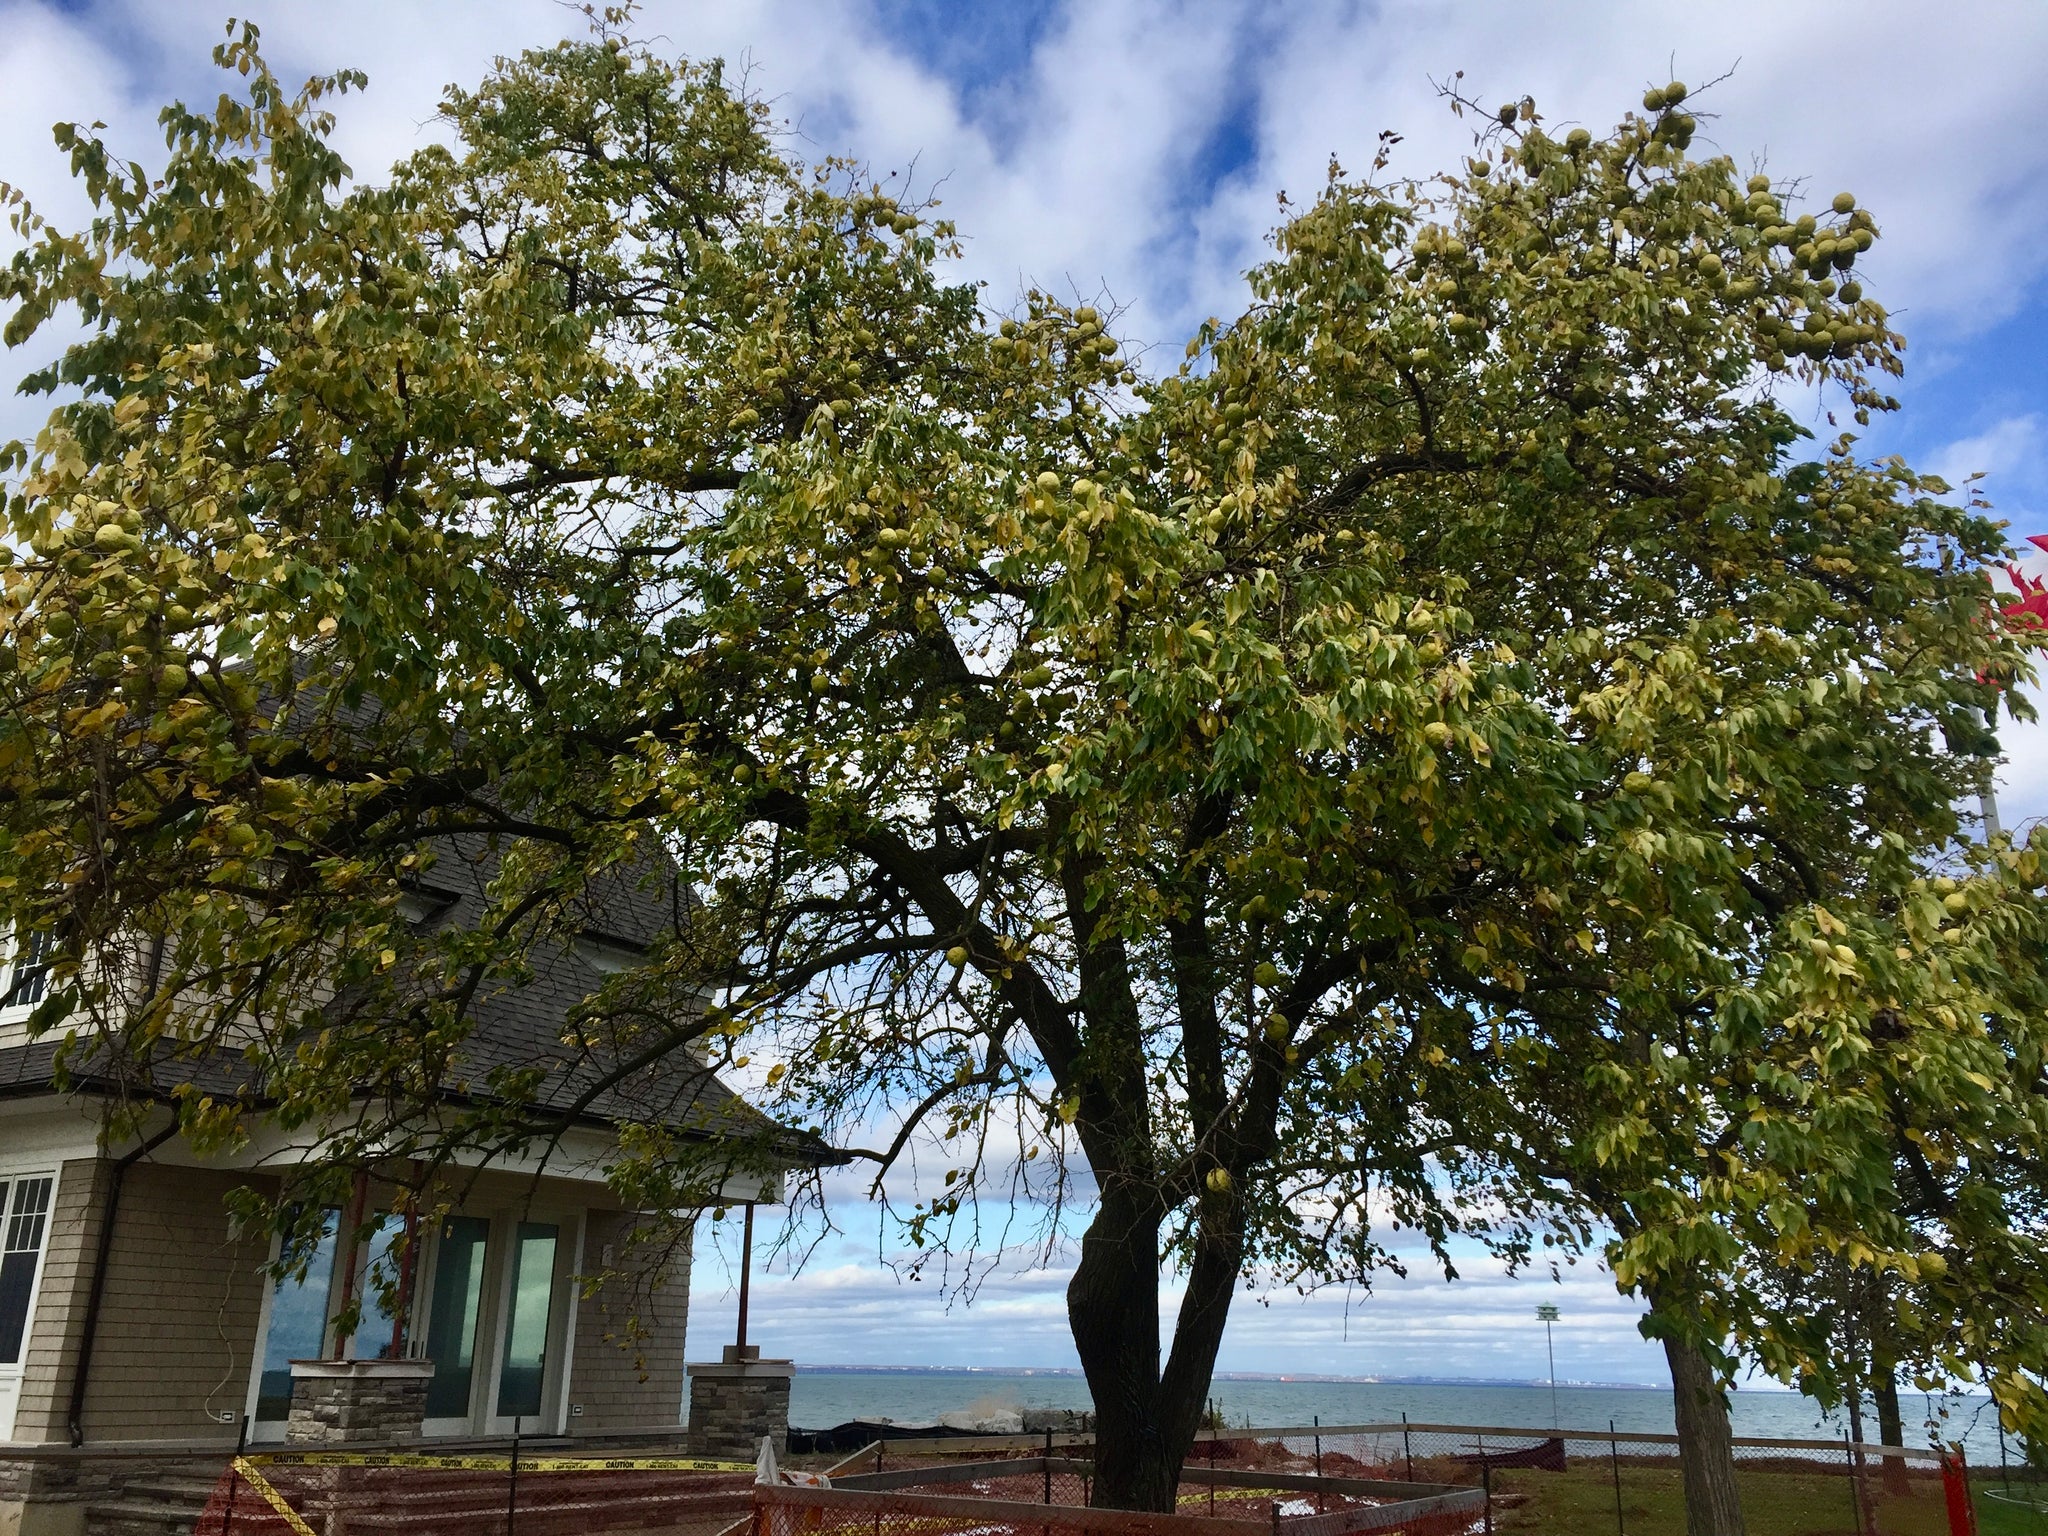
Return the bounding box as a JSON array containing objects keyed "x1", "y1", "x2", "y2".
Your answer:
[{"x1": 0, "y1": 822, "x2": 831, "y2": 1531}]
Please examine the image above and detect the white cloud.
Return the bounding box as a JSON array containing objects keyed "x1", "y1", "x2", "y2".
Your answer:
[{"x1": 1932, "y1": 414, "x2": 2045, "y2": 506}]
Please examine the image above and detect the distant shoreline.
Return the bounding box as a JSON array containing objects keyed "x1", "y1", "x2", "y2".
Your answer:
[{"x1": 793, "y1": 1364, "x2": 1672, "y2": 1391}]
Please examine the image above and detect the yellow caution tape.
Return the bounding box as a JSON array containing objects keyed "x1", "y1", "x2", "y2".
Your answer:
[
  {"x1": 231, "y1": 1457, "x2": 320, "y2": 1536},
  {"x1": 244, "y1": 1451, "x2": 756, "y2": 1473}
]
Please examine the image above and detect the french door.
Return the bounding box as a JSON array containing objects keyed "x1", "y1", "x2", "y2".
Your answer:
[
  {"x1": 0, "y1": 1171, "x2": 56, "y2": 1441},
  {"x1": 252, "y1": 1205, "x2": 579, "y2": 1441}
]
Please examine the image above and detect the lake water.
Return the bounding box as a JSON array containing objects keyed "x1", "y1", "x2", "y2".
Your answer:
[{"x1": 788, "y1": 1370, "x2": 2012, "y2": 1463}]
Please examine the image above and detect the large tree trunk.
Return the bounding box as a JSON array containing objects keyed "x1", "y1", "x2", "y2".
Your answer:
[
  {"x1": 1873, "y1": 1370, "x2": 1910, "y2": 1496},
  {"x1": 1665, "y1": 1335, "x2": 1748, "y2": 1536},
  {"x1": 1069, "y1": 1187, "x2": 1174, "y2": 1511},
  {"x1": 1068, "y1": 1183, "x2": 1244, "y2": 1511}
]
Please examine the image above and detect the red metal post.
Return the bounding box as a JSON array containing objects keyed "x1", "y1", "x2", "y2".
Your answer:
[{"x1": 1940, "y1": 1446, "x2": 1979, "y2": 1536}]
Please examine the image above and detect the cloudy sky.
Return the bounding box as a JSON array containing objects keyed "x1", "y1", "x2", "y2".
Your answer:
[{"x1": 4, "y1": 0, "x2": 2046, "y2": 1389}]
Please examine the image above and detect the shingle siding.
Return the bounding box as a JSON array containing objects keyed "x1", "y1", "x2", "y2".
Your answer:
[
  {"x1": 566, "y1": 1211, "x2": 693, "y2": 1431},
  {"x1": 14, "y1": 1161, "x2": 270, "y2": 1444},
  {"x1": 11, "y1": 1158, "x2": 102, "y2": 1444}
]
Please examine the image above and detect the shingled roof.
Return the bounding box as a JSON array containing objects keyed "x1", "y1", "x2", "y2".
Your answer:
[{"x1": 0, "y1": 653, "x2": 842, "y2": 1171}]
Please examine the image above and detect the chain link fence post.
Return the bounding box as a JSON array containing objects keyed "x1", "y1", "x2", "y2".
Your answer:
[
  {"x1": 1609, "y1": 1419, "x2": 1624, "y2": 1536},
  {"x1": 506, "y1": 1415, "x2": 522, "y2": 1536}
]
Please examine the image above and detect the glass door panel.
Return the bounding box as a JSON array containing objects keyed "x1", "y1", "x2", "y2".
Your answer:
[
  {"x1": 255, "y1": 1211, "x2": 339, "y2": 1424},
  {"x1": 423, "y1": 1217, "x2": 490, "y2": 1421},
  {"x1": 494, "y1": 1222, "x2": 558, "y2": 1421},
  {"x1": 354, "y1": 1213, "x2": 413, "y2": 1360},
  {"x1": 0, "y1": 1176, "x2": 53, "y2": 1364}
]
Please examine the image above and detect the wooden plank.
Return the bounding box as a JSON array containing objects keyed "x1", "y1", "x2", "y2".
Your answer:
[
  {"x1": 815, "y1": 1422, "x2": 1939, "y2": 1464},
  {"x1": 1199, "y1": 1422, "x2": 1938, "y2": 1460},
  {"x1": 835, "y1": 1457, "x2": 1059, "y2": 1491},
  {"x1": 1287, "y1": 1489, "x2": 1488, "y2": 1536},
  {"x1": 1176, "y1": 1468, "x2": 1463, "y2": 1501},
  {"x1": 755, "y1": 1480, "x2": 1269, "y2": 1536},
  {"x1": 855, "y1": 1433, "x2": 1095, "y2": 1458}
]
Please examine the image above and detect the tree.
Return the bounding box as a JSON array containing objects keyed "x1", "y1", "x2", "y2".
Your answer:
[{"x1": 4, "y1": 28, "x2": 2044, "y2": 1510}]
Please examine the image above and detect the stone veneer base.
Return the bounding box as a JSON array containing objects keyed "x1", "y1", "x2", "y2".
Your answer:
[
  {"x1": 686, "y1": 1347, "x2": 793, "y2": 1461},
  {"x1": 285, "y1": 1358, "x2": 436, "y2": 1445}
]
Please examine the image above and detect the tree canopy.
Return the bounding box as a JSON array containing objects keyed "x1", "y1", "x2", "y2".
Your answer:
[{"x1": 3, "y1": 19, "x2": 2045, "y2": 1508}]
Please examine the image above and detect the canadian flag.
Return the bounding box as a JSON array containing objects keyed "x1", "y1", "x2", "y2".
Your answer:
[{"x1": 2000, "y1": 535, "x2": 2048, "y2": 632}]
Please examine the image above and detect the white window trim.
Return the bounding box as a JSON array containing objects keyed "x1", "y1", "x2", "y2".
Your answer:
[{"x1": 0, "y1": 1163, "x2": 62, "y2": 1442}]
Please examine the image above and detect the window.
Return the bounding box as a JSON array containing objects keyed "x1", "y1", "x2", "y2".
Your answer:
[
  {"x1": 255, "y1": 1212, "x2": 339, "y2": 1423},
  {"x1": 423, "y1": 1216, "x2": 490, "y2": 1419},
  {"x1": 495, "y1": 1222, "x2": 558, "y2": 1419},
  {"x1": 2, "y1": 930, "x2": 53, "y2": 1009},
  {"x1": 0, "y1": 1176, "x2": 54, "y2": 1364}
]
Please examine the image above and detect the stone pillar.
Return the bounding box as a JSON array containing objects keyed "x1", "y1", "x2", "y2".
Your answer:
[
  {"x1": 286, "y1": 1359, "x2": 434, "y2": 1444},
  {"x1": 686, "y1": 1345, "x2": 793, "y2": 1460}
]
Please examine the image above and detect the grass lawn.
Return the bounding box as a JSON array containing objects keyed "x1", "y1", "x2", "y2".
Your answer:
[
  {"x1": 1977, "y1": 1484, "x2": 2048, "y2": 1536},
  {"x1": 1486, "y1": 1461, "x2": 1987, "y2": 1536}
]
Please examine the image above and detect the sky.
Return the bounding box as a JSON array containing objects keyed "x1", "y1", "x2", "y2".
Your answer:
[{"x1": 3, "y1": 0, "x2": 2046, "y2": 1391}]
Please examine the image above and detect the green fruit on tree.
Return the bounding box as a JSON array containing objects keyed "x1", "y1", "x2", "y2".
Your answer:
[
  {"x1": 809, "y1": 673, "x2": 831, "y2": 694},
  {"x1": 945, "y1": 945, "x2": 968, "y2": 968},
  {"x1": 1643, "y1": 88, "x2": 1667, "y2": 112},
  {"x1": 1254, "y1": 961, "x2": 1282, "y2": 987},
  {"x1": 1832, "y1": 192, "x2": 1856, "y2": 214},
  {"x1": 1205, "y1": 1168, "x2": 1232, "y2": 1194},
  {"x1": 1663, "y1": 80, "x2": 1688, "y2": 103}
]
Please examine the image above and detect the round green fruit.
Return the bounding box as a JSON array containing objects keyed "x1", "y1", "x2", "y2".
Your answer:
[
  {"x1": 1254, "y1": 961, "x2": 1282, "y2": 988},
  {"x1": 1643, "y1": 88, "x2": 1667, "y2": 112},
  {"x1": 1832, "y1": 192, "x2": 1856, "y2": 214},
  {"x1": 945, "y1": 945, "x2": 969, "y2": 968},
  {"x1": 1663, "y1": 80, "x2": 1688, "y2": 103}
]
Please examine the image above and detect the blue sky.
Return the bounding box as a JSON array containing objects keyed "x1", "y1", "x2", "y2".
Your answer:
[{"x1": 4, "y1": 0, "x2": 2046, "y2": 1389}]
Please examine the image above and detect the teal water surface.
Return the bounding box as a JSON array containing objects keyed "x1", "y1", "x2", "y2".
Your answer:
[{"x1": 788, "y1": 1370, "x2": 2009, "y2": 1462}]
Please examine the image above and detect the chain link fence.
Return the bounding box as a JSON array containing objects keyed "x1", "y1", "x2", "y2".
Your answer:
[
  {"x1": 193, "y1": 1454, "x2": 759, "y2": 1536},
  {"x1": 851, "y1": 1423, "x2": 1977, "y2": 1536},
  {"x1": 184, "y1": 1424, "x2": 1990, "y2": 1536}
]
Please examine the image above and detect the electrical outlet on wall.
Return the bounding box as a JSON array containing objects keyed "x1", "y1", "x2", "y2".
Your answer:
[
  {"x1": 570, "y1": 1404, "x2": 585, "y2": 1417},
  {"x1": 214, "y1": 1410, "x2": 236, "y2": 1423}
]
